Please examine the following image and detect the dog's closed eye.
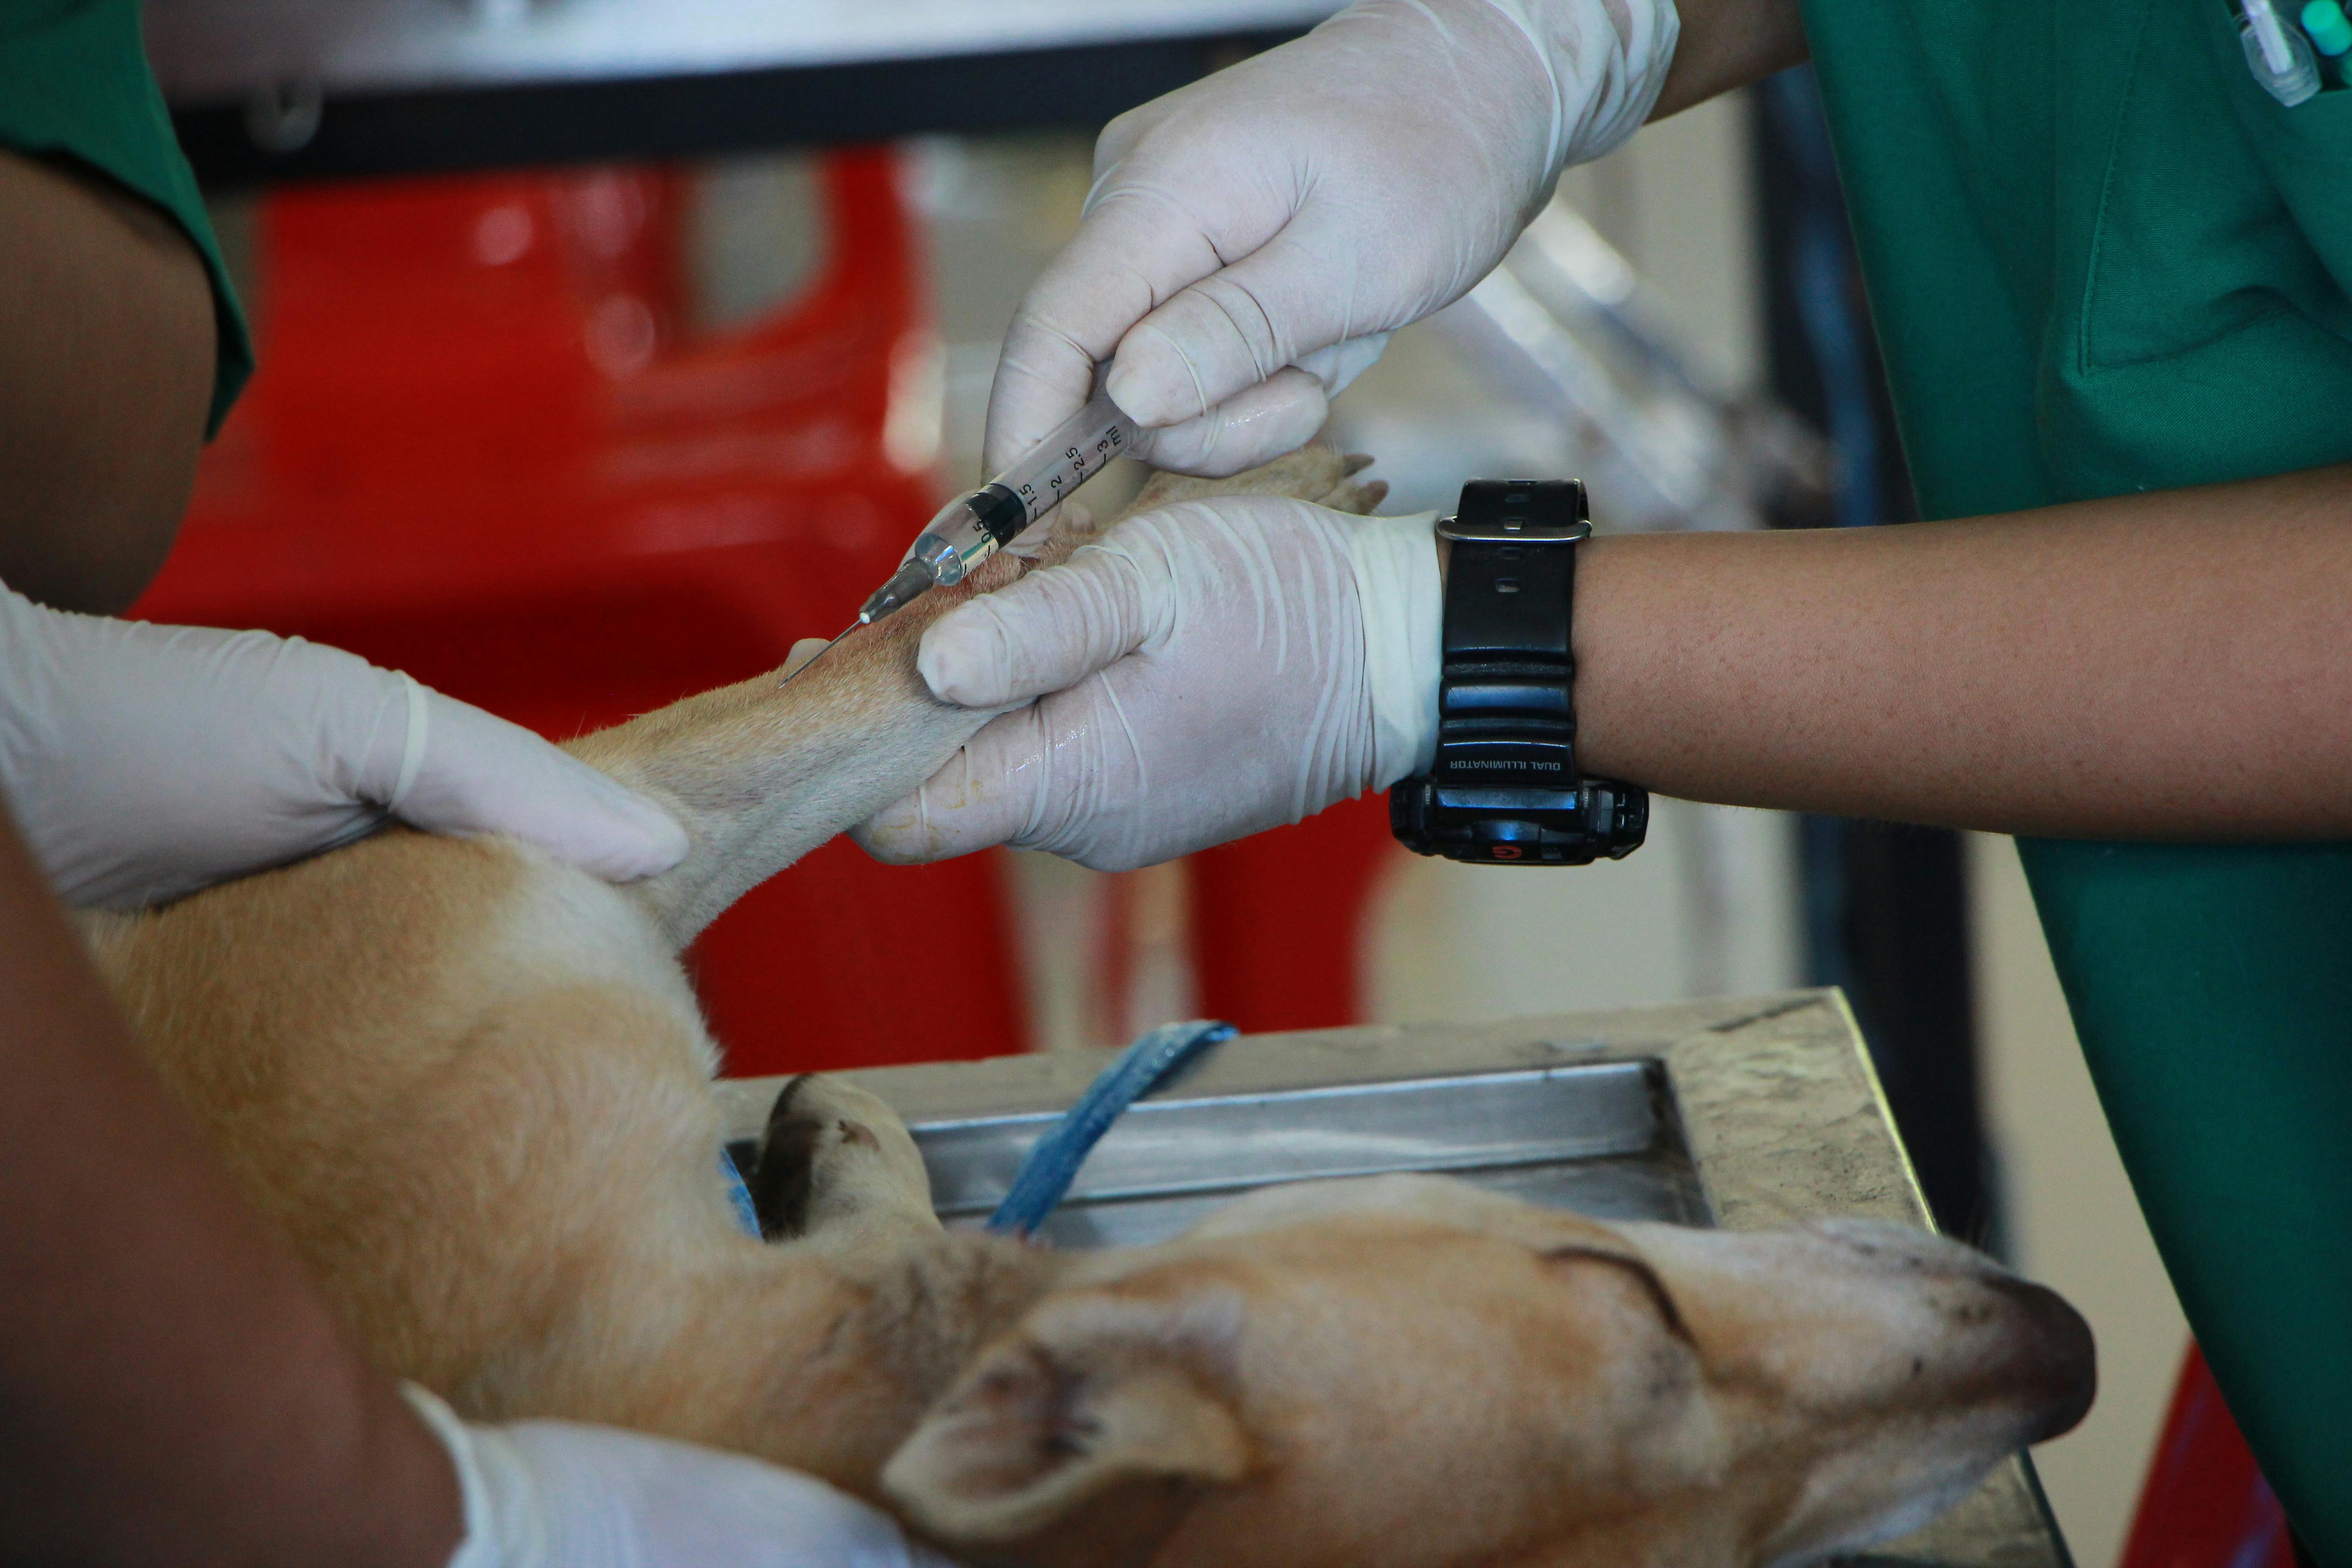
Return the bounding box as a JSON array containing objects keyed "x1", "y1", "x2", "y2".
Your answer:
[{"x1": 1540, "y1": 1244, "x2": 1695, "y2": 1347}]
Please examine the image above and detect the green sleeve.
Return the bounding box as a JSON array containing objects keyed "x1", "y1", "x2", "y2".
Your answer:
[{"x1": 0, "y1": 0, "x2": 255, "y2": 435}]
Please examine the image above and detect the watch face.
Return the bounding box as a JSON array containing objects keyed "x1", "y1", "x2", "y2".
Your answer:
[{"x1": 1390, "y1": 778, "x2": 1649, "y2": 866}]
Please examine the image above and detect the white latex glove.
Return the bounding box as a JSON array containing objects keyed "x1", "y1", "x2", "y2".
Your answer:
[
  {"x1": 985, "y1": 0, "x2": 1677, "y2": 478},
  {"x1": 404, "y1": 1387, "x2": 958, "y2": 1568},
  {"x1": 0, "y1": 585, "x2": 687, "y2": 909},
  {"x1": 855, "y1": 498, "x2": 1441, "y2": 872}
]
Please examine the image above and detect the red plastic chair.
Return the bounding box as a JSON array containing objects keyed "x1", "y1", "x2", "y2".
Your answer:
[
  {"x1": 2121, "y1": 1343, "x2": 2296, "y2": 1568},
  {"x1": 1187, "y1": 793, "x2": 1401, "y2": 1033},
  {"x1": 136, "y1": 150, "x2": 1023, "y2": 1076}
]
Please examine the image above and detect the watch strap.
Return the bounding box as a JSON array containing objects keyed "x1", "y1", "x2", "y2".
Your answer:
[
  {"x1": 1390, "y1": 478, "x2": 1647, "y2": 866},
  {"x1": 1433, "y1": 480, "x2": 1588, "y2": 791}
]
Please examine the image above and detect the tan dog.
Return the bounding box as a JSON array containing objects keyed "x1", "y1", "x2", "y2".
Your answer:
[{"x1": 77, "y1": 451, "x2": 2091, "y2": 1568}]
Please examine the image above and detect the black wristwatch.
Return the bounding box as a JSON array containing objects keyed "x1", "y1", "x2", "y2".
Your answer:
[{"x1": 1388, "y1": 479, "x2": 1648, "y2": 866}]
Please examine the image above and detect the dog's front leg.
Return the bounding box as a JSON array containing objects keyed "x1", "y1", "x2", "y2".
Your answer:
[
  {"x1": 564, "y1": 512, "x2": 1095, "y2": 947},
  {"x1": 568, "y1": 449, "x2": 1386, "y2": 949}
]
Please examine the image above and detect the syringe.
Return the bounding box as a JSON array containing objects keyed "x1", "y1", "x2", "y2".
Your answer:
[{"x1": 856, "y1": 390, "x2": 1137, "y2": 625}]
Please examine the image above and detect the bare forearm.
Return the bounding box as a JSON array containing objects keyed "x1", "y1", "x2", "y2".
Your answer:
[
  {"x1": 0, "y1": 152, "x2": 212, "y2": 613},
  {"x1": 1574, "y1": 466, "x2": 2352, "y2": 838},
  {"x1": 1650, "y1": 0, "x2": 1807, "y2": 119},
  {"x1": 0, "y1": 814, "x2": 457, "y2": 1566}
]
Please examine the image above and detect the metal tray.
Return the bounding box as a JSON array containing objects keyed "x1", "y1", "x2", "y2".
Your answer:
[
  {"x1": 913, "y1": 1059, "x2": 1706, "y2": 1247},
  {"x1": 716, "y1": 990, "x2": 2071, "y2": 1568}
]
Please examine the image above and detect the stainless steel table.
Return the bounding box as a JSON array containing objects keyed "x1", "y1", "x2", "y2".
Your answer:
[{"x1": 716, "y1": 989, "x2": 2073, "y2": 1568}]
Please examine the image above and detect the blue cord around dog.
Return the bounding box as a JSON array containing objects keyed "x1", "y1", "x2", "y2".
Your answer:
[
  {"x1": 987, "y1": 1018, "x2": 1237, "y2": 1237},
  {"x1": 721, "y1": 1153, "x2": 762, "y2": 1236}
]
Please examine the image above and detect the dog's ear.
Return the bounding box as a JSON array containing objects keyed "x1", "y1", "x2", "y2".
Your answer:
[{"x1": 880, "y1": 1288, "x2": 1253, "y2": 1547}]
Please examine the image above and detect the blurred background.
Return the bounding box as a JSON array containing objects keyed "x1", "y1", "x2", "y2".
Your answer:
[{"x1": 143, "y1": 4, "x2": 2234, "y2": 1558}]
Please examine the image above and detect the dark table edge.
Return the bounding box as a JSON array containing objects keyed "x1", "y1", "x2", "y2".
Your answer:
[{"x1": 172, "y1": 31, "x2": 1302, "y2": 188}]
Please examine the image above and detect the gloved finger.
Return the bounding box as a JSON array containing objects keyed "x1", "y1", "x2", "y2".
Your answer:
[
  {"x1": 853, "y1": 706, "x2": 1056, "y2": 865},
  {"x1": 916, "y1": 536, "x2": 1168, "y2": 709},
  {"x1": 500, "y1": 1420, "x2": 962, "y2": 1568},
  {"x1": 982, "y1": 198, "x2": 1229, "y2": 472},
  {"x1": 399, "y1": 691, "x2": 690, "y2": 882},
  {"x1": 405, "y1": 1386, "x2": 962, "y2": 1568},
  {"x1": 983, "y1": 327, "x2": 1098, "y2": 479},
  {"x1": 783, "y1": 638, "x2": 832, "y2": 678},
  {"x1": 1294, "y1": 331, "x2": 1394, "y2": 402},
  {"x1": 1103, "y1": 210, "x2": 1419, "y2": 432},
  {"x1": 1091, "y1": 90, "x2": 1174, "y2": 175},
  {"x1": 1124, "y1": 368, "x2": 1333, "y2": 478}
]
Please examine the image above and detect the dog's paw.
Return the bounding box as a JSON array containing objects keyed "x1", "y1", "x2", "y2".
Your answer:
[
  {"x1": 750, "y1": 1075, "x2": 936, "y2": 1241},
  {"x1": 1127, "y1": 448, "x2": 1388, "y2": 519}
]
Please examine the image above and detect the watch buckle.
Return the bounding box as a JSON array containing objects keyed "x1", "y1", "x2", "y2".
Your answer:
[{"x1": 1437, "y1": 514, "x2": 1593, "y2": 545}]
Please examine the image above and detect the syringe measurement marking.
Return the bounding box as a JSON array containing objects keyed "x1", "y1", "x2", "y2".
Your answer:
[{"x1": 1015, "y1": 420, "x2": 1130, "y2": 524}]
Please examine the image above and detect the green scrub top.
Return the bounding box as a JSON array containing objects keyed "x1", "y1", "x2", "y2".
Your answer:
[
  {"x1": 0, "y1": 0, "x2": 253, "y2": 433},
  {"x1": 1801, "y1": 0, "x2": 2352, "y2": 1555}
]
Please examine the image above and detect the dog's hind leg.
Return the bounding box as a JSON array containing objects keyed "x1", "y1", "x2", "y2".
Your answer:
[{"x1": 750, "y1": 1075, "x2": 940, "y2": 1255}]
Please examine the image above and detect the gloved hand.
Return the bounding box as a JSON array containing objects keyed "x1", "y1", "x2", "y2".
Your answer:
[
  {"x1": 855, "y1": 498, "x2": 1441, "y2": 872},
  {"x1": 985, "y1": 0, "x2": 1678, "y2": 478},
  {"x1": 0, "y1": 585, "x2": 687, "y2": 909},
  {"x1": 404, "y1": 1387, "x2": 958, "y2": 1568}
]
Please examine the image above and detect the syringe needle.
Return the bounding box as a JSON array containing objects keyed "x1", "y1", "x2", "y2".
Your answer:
[{"x1": 776, "y1": 622, "x2": 858, "y2": 690}]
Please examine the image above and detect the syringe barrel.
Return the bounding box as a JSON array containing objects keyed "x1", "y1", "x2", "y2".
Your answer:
[{"x1": 994, "y1": 391, "x2": 1137, "y2": 528}]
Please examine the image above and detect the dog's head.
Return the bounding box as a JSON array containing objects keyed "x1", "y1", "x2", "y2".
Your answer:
[{"x1": 882, "y1": 1174, "x2": 2091, "y2": 1568}]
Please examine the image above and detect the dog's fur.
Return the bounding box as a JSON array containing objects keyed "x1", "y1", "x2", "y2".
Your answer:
[{"x1": 76, "y1": 451, "x2": 2092, "y2": 1568}]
